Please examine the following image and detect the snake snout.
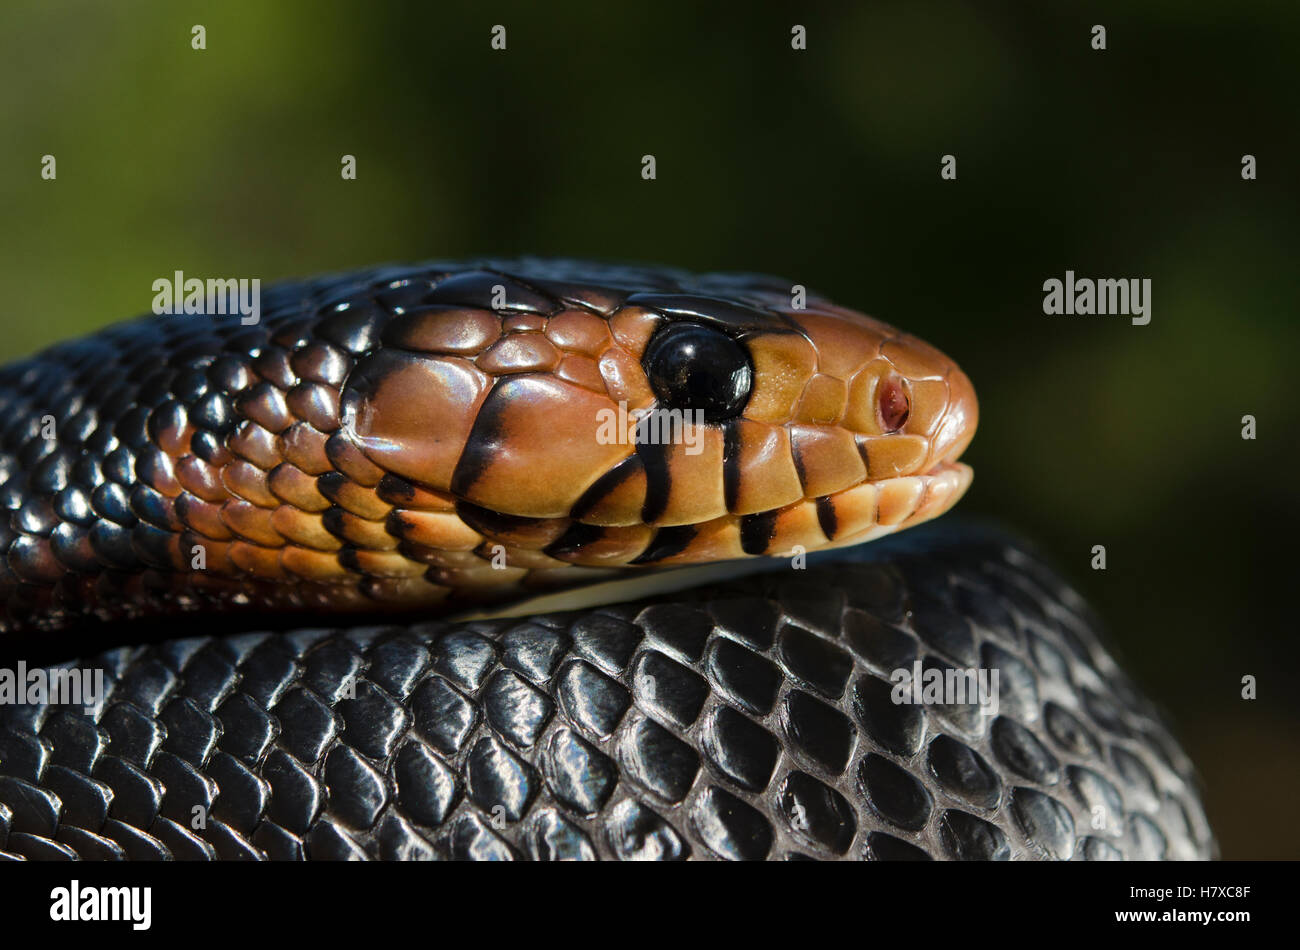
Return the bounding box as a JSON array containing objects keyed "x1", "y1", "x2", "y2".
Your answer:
[{"x1": 928, "y1": 364, "x2": 978, "y2": 470}]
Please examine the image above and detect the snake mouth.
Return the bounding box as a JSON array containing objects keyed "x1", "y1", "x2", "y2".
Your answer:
[
  {"x1": 733, "y1": 458, "x2": 975, "y2": 562},
  {"x1": 455, "y1": 460, "x2": 974, "y2": 621},
  {"x1": 816, "y1": 459, "x2": 974, "y2": 552},
  {"x1": 615, "y1": 458, "x2": 974, "y2": 569}
]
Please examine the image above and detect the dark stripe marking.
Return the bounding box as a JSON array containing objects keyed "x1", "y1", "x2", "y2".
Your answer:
[
  {"x1": 815, "y1": 496, "x2": 838, "y2": 540},
  {"x1": 544, "y1": 522, "x2": 607, "y2": 560},
  {"x1": 456, "y1": 500, "x2": 546, "y2": 538},
  {"x1": 637, "y1": 441, "x2": 671, "y2": 524},
  {"x1": 723, "y1": 421, "x2": 742, "y2": 513},
  {"x1": 321, "y1": 506, "x2": 348, "y2": 540},
  {"x1": 630, "y1": 524, "x2": 697, "y2": 564},
  {"x1": 570, "y1": 454, "x2": 645, "y2": 521},
  {"x1": 450, "y1": 380, "x2": 512, "y2": 497},
  {"x1": 739, "y1": 511, "x2": 778, "y2": 556},
  {"x1": 337, "y1": 545, "x2": 362, "y2": 574},
  {"x1": 376, "y1": 473, "x2": 418, "y2": 504}
]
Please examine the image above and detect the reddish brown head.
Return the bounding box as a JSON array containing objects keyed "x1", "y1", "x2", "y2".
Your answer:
[{"x1": 339, "y1": 265, "x2": 977, "y2": 590}]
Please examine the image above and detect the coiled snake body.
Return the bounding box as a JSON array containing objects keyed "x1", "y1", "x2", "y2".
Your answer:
[{"x1": 0, "y1": 260, "x2": 1213, "y2": 860}]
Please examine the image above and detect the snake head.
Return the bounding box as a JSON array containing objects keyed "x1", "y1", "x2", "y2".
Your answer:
[{"x1": 340, "y1": 263, "x2": 976, "y2": 575}]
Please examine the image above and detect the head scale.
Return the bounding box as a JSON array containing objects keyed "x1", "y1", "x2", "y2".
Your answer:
[{"x1": 340, "y1": 261, "x2": 977, "y2": 592}]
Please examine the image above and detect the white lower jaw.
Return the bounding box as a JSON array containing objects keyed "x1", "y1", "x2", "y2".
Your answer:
[{"x1": 448, "y1": 557, "x2": 785, "y2": 621}]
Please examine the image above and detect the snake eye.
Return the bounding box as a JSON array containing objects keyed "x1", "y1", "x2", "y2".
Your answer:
[
  {"x1": 643, "y1": 322, "x2": 752, "y2": 423},
  {"x1": 878, "y1": 376, "x2": 910, "y2": 432}
]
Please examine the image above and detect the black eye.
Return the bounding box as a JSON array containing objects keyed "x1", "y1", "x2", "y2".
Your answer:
[{"x1": 643, "y1": 323, "x2": 752, "y2": 423}]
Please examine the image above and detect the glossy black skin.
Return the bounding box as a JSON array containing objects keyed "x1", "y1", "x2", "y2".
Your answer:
[{"x1": 0, "y1": 523, "x2": 1215, "y2": 860}]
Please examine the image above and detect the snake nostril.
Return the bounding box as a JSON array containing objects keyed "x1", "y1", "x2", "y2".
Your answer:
[{"x1": 878, "y1": 376, "x2": 910, "y2": 433}]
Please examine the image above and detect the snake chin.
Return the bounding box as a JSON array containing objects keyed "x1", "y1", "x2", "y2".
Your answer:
[{"x1": 815, "y1": 460, "x2": 975, "y2": 553}]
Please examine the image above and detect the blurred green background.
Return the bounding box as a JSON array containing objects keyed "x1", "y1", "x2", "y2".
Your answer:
[{"x1": 2, "y1": 0, "x2": 1297, "y2": 857}]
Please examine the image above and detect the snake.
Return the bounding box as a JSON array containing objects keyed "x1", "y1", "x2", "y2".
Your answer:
[{"x1": 0, "y1": 259, "x2": 1214, "y2": 860}]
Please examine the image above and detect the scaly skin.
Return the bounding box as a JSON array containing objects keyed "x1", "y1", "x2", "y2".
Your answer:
[
  {"x1": 0, "y1": 261, "x2": 1217, "y2": 863},
  {"x1": 0, "y1": 260, "x2": 975, "y2": 632},
  {"x1": 0, "y1": 526, "x2": 1217, "y2": 861}
]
